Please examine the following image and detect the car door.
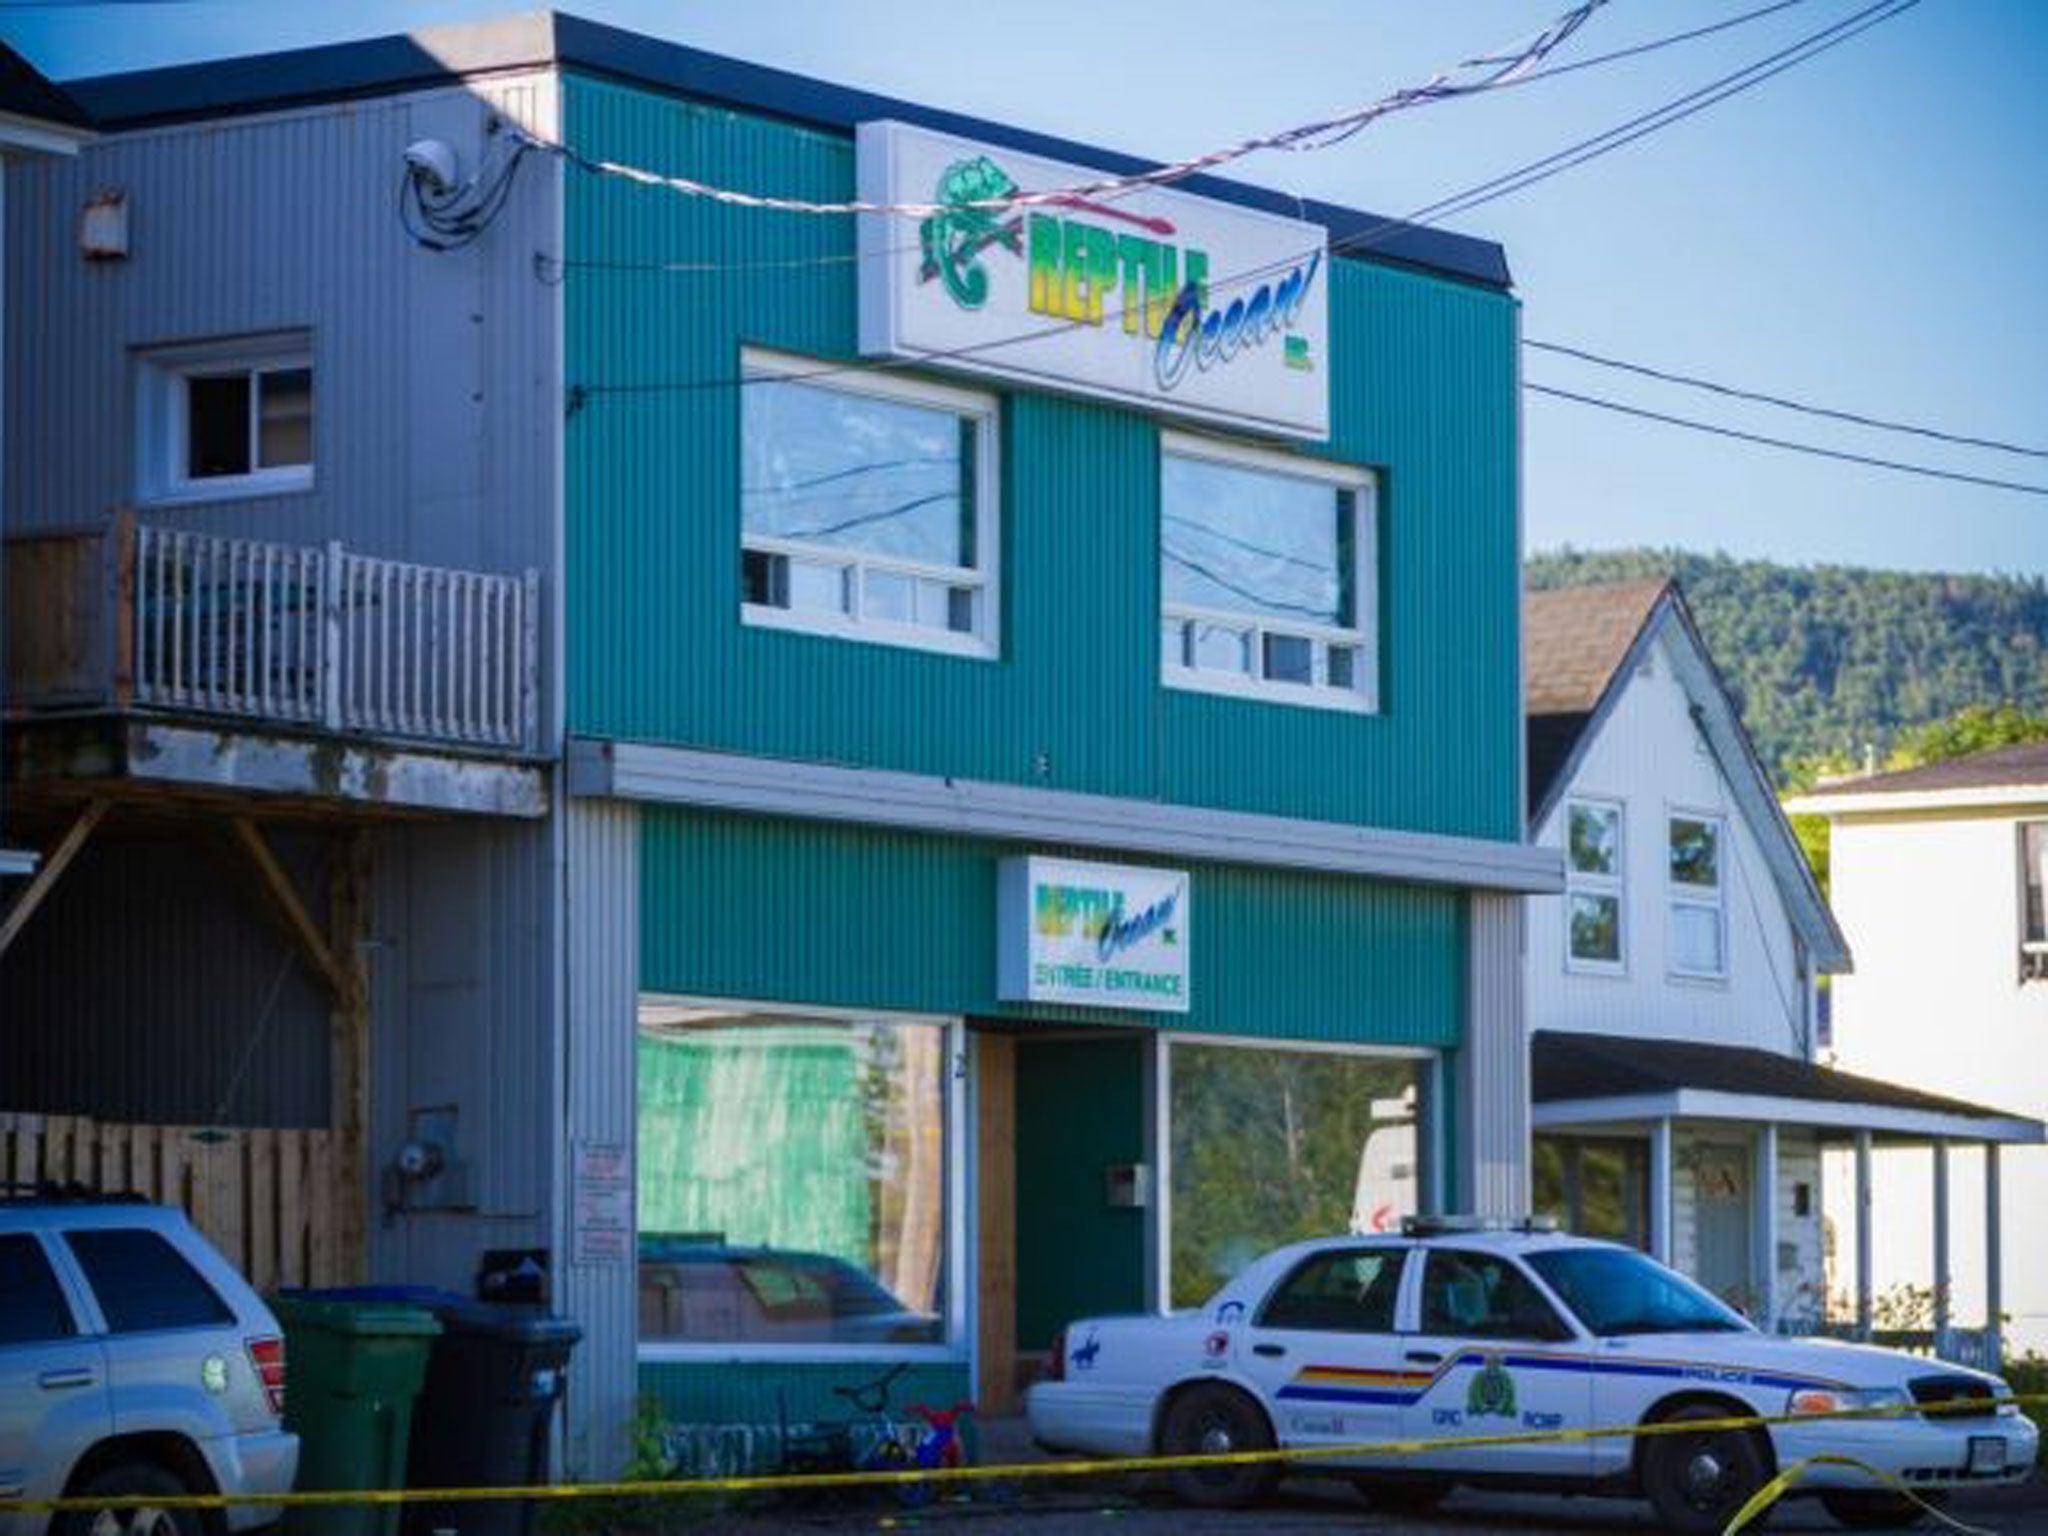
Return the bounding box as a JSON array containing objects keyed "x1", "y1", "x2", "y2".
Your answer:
[
  {"x1": 1231, "y1": 1245, "x2": 1414, "y2": 1463},
  {"x1": 61, "y1": 1225, "x2": 239, "y2": 1443},
  {"x1": 0, "y1": 1231, "x2": 110, "y2": 1521},
  {"x1": 1399, "y1": 1247, "x2": 1592, "y2": 1476}
]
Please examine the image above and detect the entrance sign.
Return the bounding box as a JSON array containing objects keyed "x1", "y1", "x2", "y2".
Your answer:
[
  {"x1": 998, "y1": 856, "x2": 1191, "y2": 1013},
  {"x1": 859, "y1": 121, "x2": 1330, "y2": 441}
]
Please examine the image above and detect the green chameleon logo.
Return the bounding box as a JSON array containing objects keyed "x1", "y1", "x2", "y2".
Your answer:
[
  {"x1": 918, "y1": 156, "x2": 1023, "y2": 310},
  {"x1": 1466, "y1": 1354, "x2": 1518, "y2": 1419}
]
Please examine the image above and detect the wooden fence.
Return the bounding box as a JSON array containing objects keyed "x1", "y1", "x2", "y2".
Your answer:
[{"x1": 1, "y1": 1112, "x2": 342, "y2": 1293}]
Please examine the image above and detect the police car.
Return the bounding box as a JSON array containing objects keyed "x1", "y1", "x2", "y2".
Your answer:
[{"x1": 1026, "y1": 1219, "x2": 2038, "y2": 1533}]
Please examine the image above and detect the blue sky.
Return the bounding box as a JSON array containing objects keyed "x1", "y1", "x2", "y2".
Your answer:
[{"x1": 8, "y1": 0, "x2": 2045, "y2": 577}]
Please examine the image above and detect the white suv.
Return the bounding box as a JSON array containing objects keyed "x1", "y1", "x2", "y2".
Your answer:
[{"x1": 1, "y1": 1196, "x2": 298, "y2": 1536}]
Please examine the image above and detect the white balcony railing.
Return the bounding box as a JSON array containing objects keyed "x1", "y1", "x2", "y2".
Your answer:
[{"x1": 7, "y1": 519, "x2": 539, "y2": 753}]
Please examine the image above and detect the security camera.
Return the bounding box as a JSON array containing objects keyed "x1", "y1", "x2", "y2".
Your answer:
[{"x1": 402, "y1": 138, "x2": 460, "y2": 196}]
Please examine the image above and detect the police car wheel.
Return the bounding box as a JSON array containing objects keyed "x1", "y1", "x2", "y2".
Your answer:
[
  {"x1": 1159, "y1": 1384, "x2": 1277, "y2": 1509},
  {"x1": 1820, "y1": 1489, "x2": 1935, "y2": 1529},
  {"x1": 1640, "y1": 1404, "x2": 1767, "y2": 1535},
  {"x1": 59, "y1": 1462, "x2": 204, "y2": 1536}
]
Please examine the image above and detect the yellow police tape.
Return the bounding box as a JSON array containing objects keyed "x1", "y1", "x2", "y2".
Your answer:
[
  {"x1": 1723, "y1": 1453, "x2": 1997, "y2": 1536},
  {"x1": 3, "y1": 1391, "x2": 2040, "y2": 1535}
]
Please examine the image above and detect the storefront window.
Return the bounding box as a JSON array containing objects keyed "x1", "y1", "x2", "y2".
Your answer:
[
  {"x1": 1168, "y1": 1043, "x2": 1424, "y2": 1307},
  {"x1": 1533, "y1": 1135, "x2": 1650, "y2": 1249},
  {"x1": 636, "y1": 1002, "x2": 951, "y2": 1347}
]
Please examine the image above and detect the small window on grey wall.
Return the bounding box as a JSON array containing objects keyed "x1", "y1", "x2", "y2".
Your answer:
[{"x1": 139, "y1": 334, "x2": 314, "y2": 503}]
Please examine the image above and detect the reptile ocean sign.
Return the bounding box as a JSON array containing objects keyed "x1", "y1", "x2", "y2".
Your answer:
[
  {"x1": 997, "y1": 856, "x2": 1191, "y2": 1013},
  {"x1": 858, "y1": 121, "x2": 1329, "y2": 440}
]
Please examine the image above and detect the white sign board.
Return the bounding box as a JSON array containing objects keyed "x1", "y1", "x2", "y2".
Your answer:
[
  {"x1": 571, "y1": 1140, "x2": 633, "y2": 1266},
  {"x1": 858, "y1": 121, "x2": 1329, "y2": 440},
  {"x1": 998, "y1": 856, "x2": 1190, "y2": 1013}
]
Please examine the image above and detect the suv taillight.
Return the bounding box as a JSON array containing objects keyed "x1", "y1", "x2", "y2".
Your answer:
[
  {"x1": 247, "y1": 1335, "x2": 286, "y2": 1416},
  {"x1": 1046, "y1": 1327, "x2": 1066, "y2": 1383}
]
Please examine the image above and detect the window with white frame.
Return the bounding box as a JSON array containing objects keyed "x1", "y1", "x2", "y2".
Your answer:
[
  {"x1": 138, "y1": 334, "x2": 313, "y2": 502},
  {"x1": 635, "y1": 1000, "x2": 959, "y2": 1351},
  {"x1": 2021, "y1": 821, "x2": 2047, "y2": 983},
  {"x1": 1668, "y1": 812, "x2": 1727, "y2": 978},
  {"x1": 1159, "y1": 432, "x2": 1376, "y2": 711},
  {"x1": 1565, "y1": 797, "x2": 1625, "y2": 971},
  {"x1": 740, "y1": 350, "x2": 997, "y2": 657}
]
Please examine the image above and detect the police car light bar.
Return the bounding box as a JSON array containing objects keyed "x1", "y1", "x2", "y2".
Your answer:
[{"x1": 1400, "y1": 1215, "x2": 1561, "y2": 1237}]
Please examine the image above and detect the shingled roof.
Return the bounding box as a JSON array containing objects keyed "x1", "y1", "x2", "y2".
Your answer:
[
  {"x1": 1534, "y1": 1029, "x2": 2040, "y2": 1137},
  {"x1": 1522, "y1": 577, "x2": 1852, "y2": 972},
  {"x1": 1806, "y1": 739, "x2": 2048, "y2": 800},
  {"x1": 1523, "y1": 579, "x2": 1670, "y2": 818}
]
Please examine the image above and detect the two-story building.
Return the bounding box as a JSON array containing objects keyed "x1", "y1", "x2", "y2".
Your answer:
[
  {"x1": 1, "y1": 45, "x2": 92, "y2": 880},
  {"x1": 1789, "y1": 743, "x2": 2048, "y2": 1358},
  {"x1": 1523, "y1": 580, "x2": 2040, "y2": 1362},
  {"x1": 6, "y1": 13, "x2": 1561, "y2": 1475}
]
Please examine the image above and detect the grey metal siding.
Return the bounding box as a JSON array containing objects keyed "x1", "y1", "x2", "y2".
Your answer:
[
  {"x1": 366, "y1": 815, "x2": 558, "y2": 1287},
  {"x1": 558, "y1": 796, "x2": 639, "y2": 1479},
  {"x1": 4, "y1": 75, "x2": 562, "y2": 739},
  {"x1": 1462, "y1": 890, "x2": 1529, "y2": 1216}
]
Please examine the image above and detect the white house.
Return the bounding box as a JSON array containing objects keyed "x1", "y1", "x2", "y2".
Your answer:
[
  {"x1": 1789, "y1": 742, "x2": 2048, "y2": 1357},
  {"x1": 1524, "y1": 580, "x2": 2040, "y2": 1360}
]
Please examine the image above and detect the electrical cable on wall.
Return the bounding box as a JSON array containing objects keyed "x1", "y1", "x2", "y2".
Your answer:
[{"x1": 400, "y1": 122, "x2": 532, "y2": 252}]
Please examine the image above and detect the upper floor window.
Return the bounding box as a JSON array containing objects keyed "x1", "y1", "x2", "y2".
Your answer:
[
  {"x1": 1566, "y1": 797, "x2": 1624, "y2": 972},
  {"x1": 740, "y1": 349, "x2": 998, "y2": 658},
  {"x1": 1668, "y1": 812, "x2": 1727, "y2": 979},
  {"x1": 138, "y1": 334, "x2": 313, "y2": 503},
  {"x1": 1159, "y1": 432, "x2": 1377, "y2": 712},
  {"x1": 2021, "y1": 821, "x2": 2047, "y2": 984}
]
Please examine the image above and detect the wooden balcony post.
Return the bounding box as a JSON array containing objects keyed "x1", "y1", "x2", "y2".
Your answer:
[
  {"x1": 328, "y1": 828, "x2": 371, "y2": 1284},
  {"x1": 110, "y1": 510, "x2": 137, "y2": 707}
]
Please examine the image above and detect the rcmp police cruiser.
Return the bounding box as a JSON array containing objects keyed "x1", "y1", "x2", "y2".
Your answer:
[{"x1": 1026, "y1": 1217, "x2": 2039, "y2": 1532}]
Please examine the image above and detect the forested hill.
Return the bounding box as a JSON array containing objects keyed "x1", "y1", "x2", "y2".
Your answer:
[{"x1": 1524, "y1": 549, "x2": 2048, "y2": 783}]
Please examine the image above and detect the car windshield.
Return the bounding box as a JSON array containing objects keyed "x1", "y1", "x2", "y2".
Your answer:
[{"x1": 1527, "y1": 1247, "x2": 1752, "y2": 1336}]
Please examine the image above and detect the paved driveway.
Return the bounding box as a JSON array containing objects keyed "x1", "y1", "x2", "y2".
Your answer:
[{"x1": 628, "y1": 1466, "x2": 2044, "y2": 1534}]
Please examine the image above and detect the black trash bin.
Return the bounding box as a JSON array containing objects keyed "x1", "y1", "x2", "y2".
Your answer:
[{"x1": 398, "y1": 1297, "x2": 581, "y2": 1536}]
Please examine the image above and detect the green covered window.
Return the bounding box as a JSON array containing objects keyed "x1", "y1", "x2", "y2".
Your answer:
[
  {"x1": 636, "y1": 1001, "x2": 956, "y2": 1350},
  {"x1": 1159, "y1": 432, "x2": 1377, "y2": 711},
  {"x1": 740, "y1": 349, "x2": 998, "y2": 658},
  {"x1": 1167, "y1": 1041, "x2": 1425, "y2": 1307}
]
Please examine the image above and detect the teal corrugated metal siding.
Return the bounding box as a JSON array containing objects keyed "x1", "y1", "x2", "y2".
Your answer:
[
  {"x1": 566, "y1": 75, "x2": 1518, "y2": 842},
  {"x1": 641, "y1": 809, "x2": 1461, "y2": 1048}
]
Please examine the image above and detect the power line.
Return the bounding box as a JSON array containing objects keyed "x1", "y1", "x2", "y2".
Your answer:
[
  {"x1": 1510, "y1": 0, "x2": 1822, "y2": 85},
  {"x1": 570, "y1": 0, "x2": 1917, "y2": 404},
  {"x1": 522, "y1": 1, "x2": 1605, "y2": 221},
  {"x1": 542, "y1": 1, "x2": 1851, "y2": 284},
  {"x1": 1340, "y1": 0, "x2": 1918, "y2": 244},
  {"x1": 1524, "y1": 382, "x2": 2048, "y2": 498},
  {"x1": 1525, "y1": 339, "x2": 2048, "y2": 461}
]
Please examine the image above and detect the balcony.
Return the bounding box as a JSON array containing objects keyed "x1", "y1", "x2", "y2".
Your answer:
[{"x1": 5, "y1": 516, "x2": 545, "y2": 818}]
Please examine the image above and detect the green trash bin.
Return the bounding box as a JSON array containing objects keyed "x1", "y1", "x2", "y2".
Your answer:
[{"x1": 272, "y1": 1293, "x2": 442, "y2": 1536}]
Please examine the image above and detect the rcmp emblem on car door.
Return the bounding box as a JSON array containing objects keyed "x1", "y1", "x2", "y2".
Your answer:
[{"x1": 1466, "y1": 1353, "x2": 1517, "y2": 1419}]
